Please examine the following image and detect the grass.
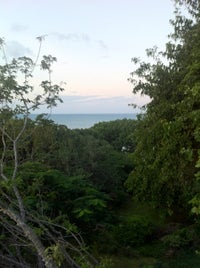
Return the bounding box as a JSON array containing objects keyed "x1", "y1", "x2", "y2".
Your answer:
[
  {"x1": 110, "y1": 255, "x2": 156, "y2": 268},
  {"x1": 96, "y1": 200, "x2": 200, "y2": 268},
  {"x1": 157, "y1": 250, "x2": 200, "y2": 268},
  {"x1": 116, "y1": 199, "x2": 166, "y2": 226},
  {"x1": 107, "y1": 250, "x2": 200, "y2": 268}
]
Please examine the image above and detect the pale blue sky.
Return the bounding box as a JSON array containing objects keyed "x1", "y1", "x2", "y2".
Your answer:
[{"x1": 1, "y1": 0, "x2": 175, "y2": 113}]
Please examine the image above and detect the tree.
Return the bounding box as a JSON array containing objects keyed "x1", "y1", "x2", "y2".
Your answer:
[
  {"x1": 0, "y1": 38, "x2": 97, "y2": 267},
  {"x1": 90, "y1": 119, "x2": 137, "y2": 152},
  {"x1": 126, "y1": 0, "x2": 200, "y2": 215}
]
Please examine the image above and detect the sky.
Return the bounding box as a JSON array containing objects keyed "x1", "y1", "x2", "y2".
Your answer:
[{"x1": 1, "y1": 0, "x2": 175, "y2": 113}]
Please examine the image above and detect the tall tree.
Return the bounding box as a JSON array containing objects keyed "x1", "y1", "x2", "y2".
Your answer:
[
  {"x1": 126, "y1": 0, "x2": 200, "y2": 215},
  {"x1": 0, "y1": 38, "x2": 96, "y2": 267}
]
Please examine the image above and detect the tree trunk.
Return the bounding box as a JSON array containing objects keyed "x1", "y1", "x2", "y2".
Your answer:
[{"x1": 0, "y1": 206, "x2": 58, "y2": 268}]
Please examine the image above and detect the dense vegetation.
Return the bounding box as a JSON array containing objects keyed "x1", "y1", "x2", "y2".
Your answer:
[
  {"x1": 0, "y1": 113, "x2": 136, "y2": 267},
  {"x1": 1, "y1": 0, "x2": 200, "y2": 267}
]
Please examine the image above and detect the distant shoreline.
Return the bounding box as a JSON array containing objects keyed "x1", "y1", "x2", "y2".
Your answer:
[{"x1": 29, "y1": 113, "x2": 137, "y2": 129}]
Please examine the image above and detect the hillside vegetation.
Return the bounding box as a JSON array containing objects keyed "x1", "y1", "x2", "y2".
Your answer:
[{"x1": 1, "y1": 0, "x2": 200, "y2": 267}]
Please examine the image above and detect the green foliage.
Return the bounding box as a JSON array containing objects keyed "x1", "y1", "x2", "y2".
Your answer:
[
  {"x1": 17, "y1": 162, "x2": 109, "y2": 229},
  {"x1": 190, "y1": 195, "x2": 200, "y2": 215},
  {"x1": 45, "y1": 243, "x2": 64, "y2": 267},
  {"x1": 0, "y1": 38, "x2": 108, "y2": 267},
  {"x1": 5, "y1": 2, "x2": 200, "y2": 264},
  {"x1": 110, "y1": 255, "x2": 156, "y2": 268},
  {"x1": 126, "y1": 0, "x2": 200, "y2": 214},
  {"x1": 90, "y1": 119, "x2": 137, "y2": 152},
  {"x1": 0, "y1": 54, "x2": 63, "y2": 116},
  {"x1": 96, "y1": 257, "x2": 114, "y2": 268},
  {"x1": 114, "y1": 215, "x2": 155, "y2": 247},
  {"x1": 161, "y1": 226, "x2": 197, "y2": 249},
  {"x1": 17, "y1": 118, "x2": 133, "y2": 207},
  {"x1": 155, "y1": 250, "x2": 200, "y2": 268}
]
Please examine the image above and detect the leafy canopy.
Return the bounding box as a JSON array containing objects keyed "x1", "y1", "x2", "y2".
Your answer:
[{"x1": 126, "y1": 0, "x2": 200, "y2": 214}]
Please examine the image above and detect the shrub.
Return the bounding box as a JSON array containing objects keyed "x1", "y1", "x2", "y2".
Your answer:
[
  {"x1": 114, "y1": 215, "x2": 155, "y2": 247},
  {"x1": 161, "y1": 226, "x2": 197, "y2": 249}
]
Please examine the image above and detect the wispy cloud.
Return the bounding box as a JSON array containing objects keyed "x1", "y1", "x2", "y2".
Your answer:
[
  {"x1": 59, "y1": 95, "x2": 103, "y2": 104},
  {"x1": 97, "y1": 40, "x2": 107, "y2": 50},
  {"x1": 51, "y1": 32, "x2": 108, "y2": 51},
  {"x1": 51, "y1": 95, "x2": 136, "y2": 113},
  {"x1": 39, "y1": 94, "x2": 144, "y2": 114},
  {"x1": 5, "y1": 41, "x2": 33, "y2": 58},
  {"x1": 10, "y1": 23, "x2": 28, "y2": 32},
  {"x1": 61, "y1": 95, "x2": 133, "y2": 104},
  {"x1": 51, "y1": 32, "x2": 90, "y2": 43}
]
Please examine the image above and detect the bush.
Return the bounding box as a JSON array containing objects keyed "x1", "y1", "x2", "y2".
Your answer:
[
  {"x1": 161, "y1": 226, "x2": 197, "y2": 249},
  {"x1": 114, "y1": 215, "x2": 155, "y2": 247}
]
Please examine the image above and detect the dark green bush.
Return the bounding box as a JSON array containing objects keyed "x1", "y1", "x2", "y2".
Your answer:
[
  {"x1": 161, "y1": 226, "x2": 197, "y2": 249},
  {"x1": 114, "y1": 215, "x2": 155, "y2": 247}
]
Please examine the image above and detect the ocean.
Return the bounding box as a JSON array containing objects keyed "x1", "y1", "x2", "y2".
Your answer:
[{"x1": 30, "y1": 113, "x2": 137, "y2": 129}]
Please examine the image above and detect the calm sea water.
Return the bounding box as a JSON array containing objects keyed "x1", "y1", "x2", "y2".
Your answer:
[{"x1": 30, "y1": 114, "x2": 137, "y2": 129}]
